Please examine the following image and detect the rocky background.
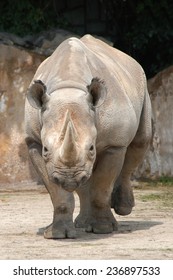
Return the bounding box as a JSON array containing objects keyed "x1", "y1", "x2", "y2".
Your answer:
[{"x1": 0, "y1": 29, "x2": 173, "y2": 184}]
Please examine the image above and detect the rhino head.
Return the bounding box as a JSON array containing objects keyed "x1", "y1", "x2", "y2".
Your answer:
[{"x1": 27, "y1": 78, "x2": 106, "y2": 192}]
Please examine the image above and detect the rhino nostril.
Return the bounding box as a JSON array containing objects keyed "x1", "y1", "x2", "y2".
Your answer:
[
  {"x1": 52, "y1": 174, "x2": 66, "y2": 187},
  {"x1": 43, "y1": 146, "x2": 49, "y2": 158},
  {"x1": 81, "y1": 175, "x2": 88, "y2": 184},
  {"x1": 52, "y1": 175, "x2": 60, "y2": 185},
  {"x1": 89, "y1": 145, "x2": 94, "y2": 151},
  {"x1": 43, "y1": 146, "x2": 48, "y2": 153}
]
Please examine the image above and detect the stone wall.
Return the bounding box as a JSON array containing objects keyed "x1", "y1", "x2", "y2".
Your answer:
[
  {"x1": 137, "y1": 66, "x2": 173, "y2": 178},
  {"x1": 0, "y1": 44, "x2": 45, "y2": 184}
]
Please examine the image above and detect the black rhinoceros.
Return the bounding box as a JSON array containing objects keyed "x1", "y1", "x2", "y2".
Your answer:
[{"x1": 25, "y1": 35, "x2": 152, "y2": 238}]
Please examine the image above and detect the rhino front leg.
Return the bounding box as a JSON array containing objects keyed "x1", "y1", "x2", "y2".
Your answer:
[
  {"x1": 75, "y1": 185, "x2": 91, "y2": 228},
  {"x1": 44, "y1": 186, "x2": 76, "y2": 239},
  {"x1": 26, "y1": 139, "x2": 76, "y2": 239},
  {"x1": 86, "y1": 147, "x2": 127, "y2": 234}
]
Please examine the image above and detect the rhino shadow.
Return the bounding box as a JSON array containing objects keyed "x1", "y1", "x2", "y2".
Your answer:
[
  {"x1": 37, "y1": 220, "x2": 162, "y2": 241},
  {"x1": 117, "y1": 220, "x2": 163, "y2": 234}
]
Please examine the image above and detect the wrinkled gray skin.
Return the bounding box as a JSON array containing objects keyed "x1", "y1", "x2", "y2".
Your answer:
[{"x1": 25, "y1": 35, "x2": 152, "y2": 239}]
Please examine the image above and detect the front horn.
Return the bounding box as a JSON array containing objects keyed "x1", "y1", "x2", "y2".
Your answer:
[{"x1": 59, "y1": 111, "x2": 78, "y2": 166}]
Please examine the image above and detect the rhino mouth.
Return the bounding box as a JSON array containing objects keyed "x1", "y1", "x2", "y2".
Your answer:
[{"x1": 51, "y1": 170, "x2": 90, "y2": 191}]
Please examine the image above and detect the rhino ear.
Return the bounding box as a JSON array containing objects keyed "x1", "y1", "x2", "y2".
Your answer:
[
  {"x1": 87, "y1": 77, "x2": 107, "y2": 107},
  {"x1": 26, "y1": 80, "x2": 48, "y2": 109}
]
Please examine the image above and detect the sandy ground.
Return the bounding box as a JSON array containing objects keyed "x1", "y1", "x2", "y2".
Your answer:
[{"x1": 0, "y1": 182, "x2": 173, "y2": 260}]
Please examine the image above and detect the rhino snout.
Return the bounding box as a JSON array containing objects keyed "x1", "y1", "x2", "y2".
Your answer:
[{"x1": 51, "y1": 171, "x2": 90, "y2": 191}]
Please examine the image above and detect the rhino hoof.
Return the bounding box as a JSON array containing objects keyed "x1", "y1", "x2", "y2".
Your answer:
[
  {"x1": 74, "y1": 214, "x2": 89, "y2": 228},
  {"x1": 114, "y1": 205, "x2": 133, "y2": 216},
  {"x1": 86, "y1": 221, "x2": 118, "y2": 234},
  {"x1": 111, "y1": 184, "x2": 135, "y2": 216},
  {"x1": 44, "y1": 223, "x2": 76, "y2": 239}
]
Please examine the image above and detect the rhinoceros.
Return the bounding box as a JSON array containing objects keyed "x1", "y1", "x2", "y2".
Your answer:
[{"x1": 25, "y1": 35, "x2": 152, "y2": 239}]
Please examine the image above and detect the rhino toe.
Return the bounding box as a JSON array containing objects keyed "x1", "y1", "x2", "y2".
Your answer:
[
  {"x1": 74, "y1": 214, "x2": 90, "y2": 228},
  {"x1": 86, "y1": 221, "x2": 118, "y2": 234},
  {"x1": 44, "y1": 223, "x2": 76, "y2": 239}
]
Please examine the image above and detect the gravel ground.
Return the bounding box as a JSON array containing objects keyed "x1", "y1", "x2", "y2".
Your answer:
[{"x1": 0, "y1": 182, "x2": 173, "y2": 260}]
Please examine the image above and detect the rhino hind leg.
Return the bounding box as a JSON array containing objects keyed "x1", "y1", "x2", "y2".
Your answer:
[
  {"x1": 111, "y1": 144, "x2": 148, "y2": 216},
  {"x1": 111, "y1": 146, "x2": 138, "y2": 216},
  {"x1": 111, "y1": 91, "x2": 152, "y2": 216}
]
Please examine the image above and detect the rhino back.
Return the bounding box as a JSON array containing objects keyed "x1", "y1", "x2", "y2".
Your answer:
[
  {"x1": 25, "y1": 35, "x2": 147, "y2": 147},
  {"x1": 81, "y1": 35, "x2": 145, "y2": 110},
  {"x1": 80, "y1": 35, "x2": 147, "y2": 147}
]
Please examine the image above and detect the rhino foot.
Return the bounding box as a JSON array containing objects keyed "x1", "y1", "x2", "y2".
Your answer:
[
  {"x1": 44, "y1": 222, "x2": 76, "y2": 239},
  {"x1": 85, "y1": 209, "x2": 118, "y2": 234},
  {"x1": 74, "y1": 214, "x2": 90, "y2": 228},
  {"x1": 75, "y1": 215, "x2": 117, "y2": 233},
  {"x1": 86, "y1": 220, "x2": 118, "y2": 234},
  {"x1": 111, "y1": 184, "x2": 135, "y2": 216}
]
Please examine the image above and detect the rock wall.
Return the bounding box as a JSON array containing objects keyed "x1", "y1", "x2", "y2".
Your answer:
[
  {"x1": 137, "y1": 66, "x2": 173, "y2": 178},
  {"x1": 0, "y1": 36, "x2": 173, "y2": 184},
  {"x1": 0, "y1": 44, "x2": 45, "y2": 183}
]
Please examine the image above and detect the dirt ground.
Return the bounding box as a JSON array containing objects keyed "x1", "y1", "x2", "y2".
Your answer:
[{"x1": 0, "y1": 181, "x2": 173, "y2": 260}]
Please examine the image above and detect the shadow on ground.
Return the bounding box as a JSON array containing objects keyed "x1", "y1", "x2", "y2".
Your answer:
[
  {"x1": 37, "y1": 220, "x2": 162, "y2": 242},
  {"x1": 118, "y1": 220, "x2": 162, "y2": 233}
]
